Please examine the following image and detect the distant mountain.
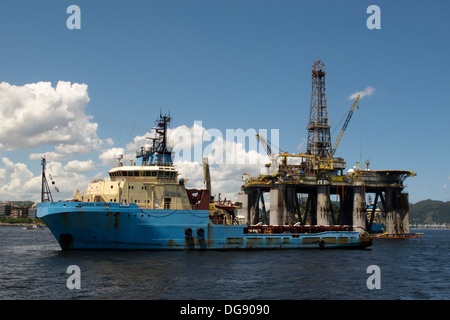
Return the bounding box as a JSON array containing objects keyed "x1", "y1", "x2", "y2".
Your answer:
[{"x1": 410, "y1": 199, "x2": 450, "y2": 225}]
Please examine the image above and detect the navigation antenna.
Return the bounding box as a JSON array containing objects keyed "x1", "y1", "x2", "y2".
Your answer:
[
  {"x1": 41, "y1": 157, "x2": 53, "y2": 203},
  {"x1": 136, "y1": 112, "x2": 173, "y2": 165}
]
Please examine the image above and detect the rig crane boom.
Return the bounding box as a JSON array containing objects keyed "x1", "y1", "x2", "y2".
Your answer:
[
  {"x1": 255, "y1": 133, "x2": 273, "y2": 156},
  {"x1": 330, "y1": 94, "x2": 360, "y2": 159}
]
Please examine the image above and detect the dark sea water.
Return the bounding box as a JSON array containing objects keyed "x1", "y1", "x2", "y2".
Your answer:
[{"x1": 0, "y1": 226, "x2": 448, "y2": 301}]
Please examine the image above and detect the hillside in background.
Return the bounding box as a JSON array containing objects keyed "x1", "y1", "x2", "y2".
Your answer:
[{"x1": 409, "y1": 199, "x2": 450, "y2": 225}]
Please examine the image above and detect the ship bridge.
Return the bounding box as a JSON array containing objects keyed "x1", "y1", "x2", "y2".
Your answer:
[{"x1": 108, "y1": 165, "x2": 178, "y2": 183}]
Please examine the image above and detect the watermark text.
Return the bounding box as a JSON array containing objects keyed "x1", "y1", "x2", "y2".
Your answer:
[
  {"x1": 366, "y1": 265, "x2": 381, "y2": 289},
  {"x1": 66, "y1": 265, "x2": 81, "y2": 289}
]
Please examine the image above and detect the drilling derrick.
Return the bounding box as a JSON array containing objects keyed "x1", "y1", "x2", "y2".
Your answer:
[{"x1": 306, "y1": 60, "x2": 332, "y2": 159}]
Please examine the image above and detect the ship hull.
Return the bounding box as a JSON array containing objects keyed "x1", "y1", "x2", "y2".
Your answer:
[{"x1": 38, "y1": 202, "x2": 372, "y2": 250}]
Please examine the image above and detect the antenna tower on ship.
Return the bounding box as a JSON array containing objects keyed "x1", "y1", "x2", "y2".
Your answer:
[
  {"x1": 41, "y1": 157, "x2": 53, "y2": 202},
  {"x1": 136, "y1": 112, "x2": 173, "y2": 165}
]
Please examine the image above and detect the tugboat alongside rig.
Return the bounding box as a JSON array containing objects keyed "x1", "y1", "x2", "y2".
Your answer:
[{"x1": 37, "y1": 114, "x2": 372, "y2": 250}]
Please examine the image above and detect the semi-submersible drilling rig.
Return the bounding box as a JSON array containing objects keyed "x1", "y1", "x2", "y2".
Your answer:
[{"x1": 237, "y1": 60, "x2": 416, "y2": 237}]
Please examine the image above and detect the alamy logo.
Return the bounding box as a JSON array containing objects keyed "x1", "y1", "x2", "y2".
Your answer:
[
  {"x1": 366, "y1": 5, "x2": 381, "y2": 30},
  {"x1": 66, "y1": 265, "x2": 81, "y2": 290},
  {"x1": 66, "y1": 5, "x2": 81, "y2": 30},
  {"x1": 366, "y1": 265, "x2": 381, "y2": 289}
]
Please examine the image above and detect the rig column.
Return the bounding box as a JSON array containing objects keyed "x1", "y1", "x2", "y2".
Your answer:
[
  {"x1": 399, "y1": 193, "x2": 410, "y2": 234},
  {"x1": 236, "y1": 192, "x2": 249, "y2": 222},
  {"x1": 352, "y1": 182, "x2": 366, "y2": 232},
  {"x1": 385, "y1": 189, "x2": 410, "y2": 234},
  {"x1": 385, "y1": 188, "x2": 396, "y2": 234},
  {"x1": 317, "y1": 183, "x2": 332, "y2": 225},
  {"x1": 270, "y1": 186, "x2": 286, "y2": 225}
]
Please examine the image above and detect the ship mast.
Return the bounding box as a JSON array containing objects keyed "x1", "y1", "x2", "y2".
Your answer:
[
  {"x1": 136, "y1": 113, "x2": 173, "y2": 166},
  {"x1": 41, "y1": 157, "x2": 53, "y2": 202},
  {"x1": 153, "y1": 113, "x2": 171, "y2": 154}
]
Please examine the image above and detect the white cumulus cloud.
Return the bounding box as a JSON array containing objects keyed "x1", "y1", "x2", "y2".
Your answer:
[
  {"x1": 0, "y1": 157, "x2": 94, "y2": 201},
  {"x1": 0, "y1": 157, "x2": 41, "y2": 201},
  {"x1": 64, "y1": 159, "x2": 95, "y2": 173},
  {"x1": 0, "y1": 81, "x2": 105, "y2": 159}
]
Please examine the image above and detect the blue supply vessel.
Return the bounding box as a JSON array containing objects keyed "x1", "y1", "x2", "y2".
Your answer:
[{"x1": 37, "y1": 114, "x2": 372, "y2": 250}]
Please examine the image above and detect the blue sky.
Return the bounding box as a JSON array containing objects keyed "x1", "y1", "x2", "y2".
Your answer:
[{"x1": 1, "y1": 0, "x2": 449, "y2": 203}]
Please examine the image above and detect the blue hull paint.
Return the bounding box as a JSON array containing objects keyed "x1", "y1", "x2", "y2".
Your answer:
[{"x1": 37, "y1": 202, "x2": 372, "y2": 250}]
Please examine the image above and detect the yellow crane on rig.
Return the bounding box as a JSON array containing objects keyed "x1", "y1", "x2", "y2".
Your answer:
[
  {"x1": 255, "y1": 133, "x2": 315, "y2": 176},
  {"x1": 330, "y1": 94, "x2": 360, "y2": 160}
]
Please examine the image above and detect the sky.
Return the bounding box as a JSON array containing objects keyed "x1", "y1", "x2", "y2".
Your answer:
[{"x1": 1, "y1": 0, "x2": 450, "y2": 204}]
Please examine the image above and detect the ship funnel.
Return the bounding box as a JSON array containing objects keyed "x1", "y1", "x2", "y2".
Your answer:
[{"x1": 202, "y1": 156, "x2": 211, "y2": 196}]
